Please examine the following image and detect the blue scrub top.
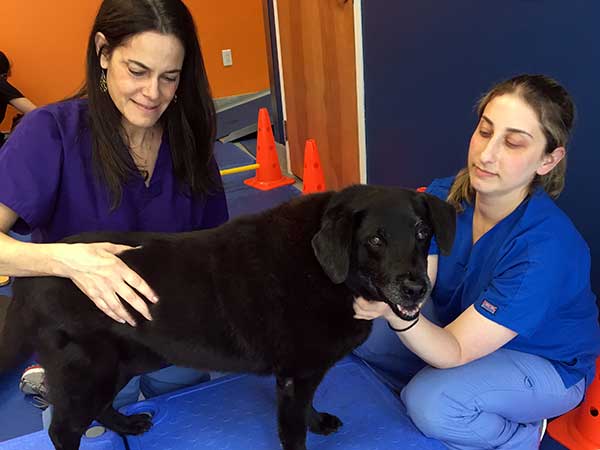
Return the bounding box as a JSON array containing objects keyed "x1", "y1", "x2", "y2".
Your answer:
[{"x1": 427, "y1": 177, "x2": 600, "y2": 388}]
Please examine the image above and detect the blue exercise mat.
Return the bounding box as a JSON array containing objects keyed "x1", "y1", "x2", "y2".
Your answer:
[
  {"x1": 213, "y1": 141, "x2": 255, "y2": 170},
  {"x1": 236, "y1": 137, "x2": 257, "y2": 157},
  {"x1": 0, "y1": 428, "x2": 124, "y2": 450},
  {"x1": 213, "y1": 141, "x2": 300, "y2": 219},
  {"x1": 121, "y1": 356, "x2": 446, "y2": 450},
  {"x1": 224, "y1": 171, "x2": 300, "y2": 218}
]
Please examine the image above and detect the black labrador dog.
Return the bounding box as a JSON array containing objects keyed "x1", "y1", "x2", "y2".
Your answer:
[{"x1": 0, "y1": 185, "x2": 455, "y2": 450}]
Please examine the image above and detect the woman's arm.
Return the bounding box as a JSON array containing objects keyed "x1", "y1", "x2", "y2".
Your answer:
[
  {"x1": 388, "y1": 305, "x2": 517, "y2": 368},
  {"x1": 0, "y1": 202, "x2": 156, "y2": 326},
  {"x1": 9, "y1": 97, "x2": 36, "y2": 114},
  {"x1": 353, "y1": 254, "x2": 517, "y2": 369}
]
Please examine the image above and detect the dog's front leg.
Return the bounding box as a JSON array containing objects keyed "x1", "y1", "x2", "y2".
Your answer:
[{"x1": 275, "y1": 371, "x2": 325, "y2": 450}]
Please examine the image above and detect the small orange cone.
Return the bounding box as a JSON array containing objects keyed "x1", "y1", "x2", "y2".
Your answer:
[
  {"x1": 244, "y1": 108, "x2": 295, "y2": 191},
  {"x1": 548, "y1": 357, "x2": 600, "y2": 449},
  {"x1": 302, "y1": 139, "x2": 326, "y2": 195}
]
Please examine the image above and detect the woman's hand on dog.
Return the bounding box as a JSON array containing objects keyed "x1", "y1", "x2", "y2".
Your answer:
[
  {"x1": 353, "y1": 296, "x2": 396, "y2": 321},
  {"x1": 54, "y1": 242, "x2": 158, "y2": 326}
]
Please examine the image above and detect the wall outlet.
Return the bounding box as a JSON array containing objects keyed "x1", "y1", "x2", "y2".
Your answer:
[{"x1": 222, "y1": 49, "x2": 233, "y2": 67}]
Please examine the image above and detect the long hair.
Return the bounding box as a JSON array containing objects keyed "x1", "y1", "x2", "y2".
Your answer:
[
  {"x1": 75, "y1": 0, "x2": 217, "y2": 208},
  {"x1": 447, "y1": 74, "x2": 575, "y2": 212}
]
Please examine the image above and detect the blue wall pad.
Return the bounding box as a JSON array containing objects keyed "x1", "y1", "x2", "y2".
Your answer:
[
  {"x1": 0, "y1": 429, "x2": 125, "y2": 450},
  {"x1": 121, "y1": 357, "x2": 446, "y2": 450}
]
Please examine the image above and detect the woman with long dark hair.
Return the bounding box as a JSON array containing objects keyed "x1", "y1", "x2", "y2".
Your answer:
[{"x1": 0, "y1": 0, "x2": 228, "y2": 418}]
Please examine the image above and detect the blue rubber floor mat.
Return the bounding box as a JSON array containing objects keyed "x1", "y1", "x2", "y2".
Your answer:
[
  {"x1": 0, "y1": 358, "x2": 43, "y2": 442},
  {"x1": 121, "y1": 357, "x2": 446, "y2": 450},
  {"x1": 0, "y1": 428, "x2": 125, "y2": 450}
]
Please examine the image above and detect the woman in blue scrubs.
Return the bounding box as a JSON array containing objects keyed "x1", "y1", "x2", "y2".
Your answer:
[{"x1": 353, "y1": 74, "x2": 600, "y2": 449}]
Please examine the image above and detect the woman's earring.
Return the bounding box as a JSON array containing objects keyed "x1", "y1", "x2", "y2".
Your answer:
[
  {"x1": 173, "y1": 94, "x2": 178, "y2": 103},
  {"x1": 99, "y1": 71, "x2": 108, "y2": 93}
]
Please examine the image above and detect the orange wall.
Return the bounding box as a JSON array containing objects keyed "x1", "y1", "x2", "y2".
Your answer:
[
  {"x1": 0, "y1": 0, "x2": 270, "y2": 130},
  {"x1": 189, "y1": 0, "x2": 271, "y2": 98}
]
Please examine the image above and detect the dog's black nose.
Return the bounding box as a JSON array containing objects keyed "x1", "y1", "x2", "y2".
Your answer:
[{"x1": 400, "y1": 276, "x2": 428, "y2": 300}]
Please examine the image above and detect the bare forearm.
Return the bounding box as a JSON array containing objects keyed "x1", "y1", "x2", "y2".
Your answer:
[
  {"x1": 387, "y1": 314, "x2": 464, "y2": 369},
  {"x1": 9, "y1": 97, "x2": 37, "y2": 114},
  {"x1": 0, "y1": 232, "x2": 67, "y2": 277}
]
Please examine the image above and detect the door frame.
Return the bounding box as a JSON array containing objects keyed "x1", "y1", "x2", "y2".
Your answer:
[
  {"x1": 264, "y1": 0, "x2": 367, "y2": 183},
  {"x1": 262, "y1": 0, "x2": 285, "y2": 145}
]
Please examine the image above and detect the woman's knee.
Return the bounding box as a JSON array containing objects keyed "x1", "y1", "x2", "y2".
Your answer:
[{"x1": 401, "y1": 367, "x2": 475, "y2": 440}]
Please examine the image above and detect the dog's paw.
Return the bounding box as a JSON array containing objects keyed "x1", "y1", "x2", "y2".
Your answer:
[
  {"x1": 308, "y1": 412, "x2": 343, "y2": 435},
  {"x1": 114, "y1": 413, "x2": 153, "y2": 435}
]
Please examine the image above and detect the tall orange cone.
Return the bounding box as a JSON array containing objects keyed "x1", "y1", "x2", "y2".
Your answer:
[
  {"x1": 548, "y1": 357, "x2": 600, "y2": 449},
  {"x1": 302, "y1": 139, "x2": 326, "y2": 195},
  {"x1": 244, "y1": 108, "x2": 295, "y2": 191}
]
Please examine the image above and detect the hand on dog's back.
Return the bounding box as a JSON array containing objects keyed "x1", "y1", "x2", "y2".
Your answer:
[{"x1": 50, "y1": 241, "x2": 158, "y2": 326}]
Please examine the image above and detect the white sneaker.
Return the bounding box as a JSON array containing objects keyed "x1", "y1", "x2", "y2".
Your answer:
[{"x1": 19, "y1": 364, "x2": 47, "y2": 397}]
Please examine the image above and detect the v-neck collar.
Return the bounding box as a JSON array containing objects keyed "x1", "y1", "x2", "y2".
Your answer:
[{"x1": 468, "y1": 194, "x2": 531, "y2": 253}]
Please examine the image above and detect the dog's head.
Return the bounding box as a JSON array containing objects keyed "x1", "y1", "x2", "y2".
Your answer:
[{"x1": 312, "y1": 185, "x2": 456, "y2": 320}]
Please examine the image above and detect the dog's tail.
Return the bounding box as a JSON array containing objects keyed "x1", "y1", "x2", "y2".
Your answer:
[{"x1": 0, "y1": 296, "x2": 33, "y2": 373}]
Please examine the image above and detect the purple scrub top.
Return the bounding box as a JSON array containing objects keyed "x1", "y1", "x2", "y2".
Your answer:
[{"x1": 0, "y1": 98, "x2": 228, "y2": 243}]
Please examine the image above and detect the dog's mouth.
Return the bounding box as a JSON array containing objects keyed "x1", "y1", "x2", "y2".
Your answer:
[
  {"x1": 357, "y1": 273, "x2": 429, "y2": 321},
  {"x1": 389, "y1": 302, "x2": 421, "y2": 321},
  {"x1": 374, "y1": 278, "x2": 430, "y2": 322}
]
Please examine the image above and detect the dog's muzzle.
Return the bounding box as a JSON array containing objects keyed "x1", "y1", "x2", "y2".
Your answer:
[{"x1": 382, "y1": 275, "x2": 431, "y2": 321}]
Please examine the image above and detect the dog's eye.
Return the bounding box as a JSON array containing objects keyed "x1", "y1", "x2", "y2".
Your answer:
[
  {"x1": 416, "y1": 225, "x2": 431, "y2": 241},
  {"x1": 368, "y1": 236, "x2": 383, "y2": 248}
]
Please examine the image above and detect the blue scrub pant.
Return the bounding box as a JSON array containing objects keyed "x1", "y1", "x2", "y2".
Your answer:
[
  {"x1": 354, "y1": 314, "x2": 585, "y2": 450},
  {"x1": 43, "y1": 366, "x2": 209, "y2": 429}
]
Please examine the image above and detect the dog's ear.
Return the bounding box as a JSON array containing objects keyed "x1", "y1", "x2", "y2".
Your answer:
[
  {"x1": 421, "y1": 193, "x2": 456, "y2": 255},
  {"x1": 312, "y1": 204, "x2": 354, "y2": 284}
]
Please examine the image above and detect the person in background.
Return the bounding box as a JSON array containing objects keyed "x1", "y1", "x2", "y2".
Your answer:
[
  {"x1": 0, "y1": 51, "x2": 37, "y2": 285},
  {"x1": 0, "y1": 0, "x2": 228, "y2": 428},
  {"x1": 0, "y1": 50, "x2": 37, "y2": 146},
  {"x1": 353, "y1": 74, "x2": 600, "y2": 449}
]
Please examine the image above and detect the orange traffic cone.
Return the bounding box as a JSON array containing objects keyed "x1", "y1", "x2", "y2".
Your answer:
[
  {"x1": 302, "y1": 139, "x2": 326, "y2": 195},
  {"x1": 244, "y1": 108, "x2": 295, "y2": 191},
  {"x1": 548, "y1": 357, "x2": 600, "y2": 449}
]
